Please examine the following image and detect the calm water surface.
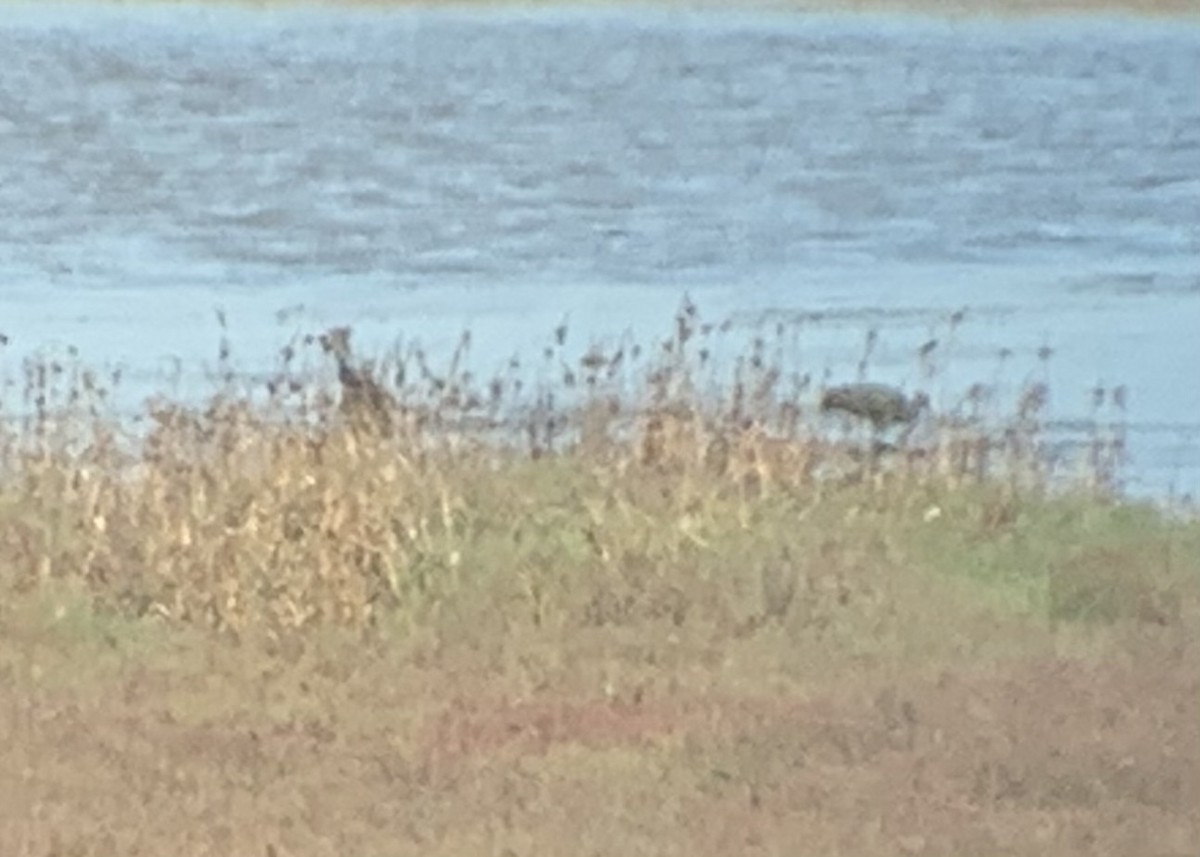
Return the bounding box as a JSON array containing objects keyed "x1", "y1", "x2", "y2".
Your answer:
[{"x1": 1, "y1": 4, "x2": 1198, "y2": 498}]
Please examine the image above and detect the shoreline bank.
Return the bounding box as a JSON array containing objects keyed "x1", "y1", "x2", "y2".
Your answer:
[{"x1": 3, "y1": 0, "x2": 1200, "y2": 18}]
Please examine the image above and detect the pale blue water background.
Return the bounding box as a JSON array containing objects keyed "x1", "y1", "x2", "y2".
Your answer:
[{"x1": 1, "y1": 4, "x2": 1198, "y2": 499}]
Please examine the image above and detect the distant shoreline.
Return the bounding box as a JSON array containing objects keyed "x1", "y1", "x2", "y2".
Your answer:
[
  {"x1": 7, "y1": 0, "x2": 1200, "y2": 19},
  {"x1": 763, "y1": 0, "x2": 1200, "y2": 17}
]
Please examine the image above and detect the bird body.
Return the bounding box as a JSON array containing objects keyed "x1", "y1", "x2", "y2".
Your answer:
[{"x1": 820, "y1": 383, "x2": 929, "y2": 431}]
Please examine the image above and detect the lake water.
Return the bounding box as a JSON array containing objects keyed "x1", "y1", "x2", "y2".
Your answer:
[{"x1": 1, "y1": 4, "x2": 1198, "y2": 499}]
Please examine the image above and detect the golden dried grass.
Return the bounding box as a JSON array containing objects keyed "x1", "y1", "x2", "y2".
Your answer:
[{"x1": 0, "y1": 304, "x2": 1182, "y2": 645}]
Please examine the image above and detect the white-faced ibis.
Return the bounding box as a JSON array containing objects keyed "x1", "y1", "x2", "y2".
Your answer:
[{"x1": 820, "y1": 383, "x2": 930, "y2": 433}]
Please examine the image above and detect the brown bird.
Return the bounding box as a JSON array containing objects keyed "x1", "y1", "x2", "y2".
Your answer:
[{"x1": 319, "y1": 326, "x2": 396, "y2": 435}]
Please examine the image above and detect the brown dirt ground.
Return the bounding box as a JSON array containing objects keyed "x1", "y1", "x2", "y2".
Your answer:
[{"x1": 1, "y1": 619, "x2": 1196, "y2": 857}]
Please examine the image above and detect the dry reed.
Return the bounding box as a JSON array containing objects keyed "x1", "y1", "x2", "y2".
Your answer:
[{"x1": 0, "y1": 303, "x2": 1171, "y2": 640}]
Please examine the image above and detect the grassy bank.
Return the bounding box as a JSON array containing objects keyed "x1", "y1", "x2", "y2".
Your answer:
[{"x1": 0, "y1": 307, "x2": 1196, "y2": 856}]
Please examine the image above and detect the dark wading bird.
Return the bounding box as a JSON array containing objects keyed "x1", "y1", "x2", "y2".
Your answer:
[
  {"x1": 319, "y1": 326, "x2": 397, "y2": 435},
  {"x1": 820, "y1": 383, "x2": 930, "y2": 436}
]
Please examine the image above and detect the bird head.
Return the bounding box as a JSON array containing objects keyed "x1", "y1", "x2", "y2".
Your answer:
[{"x1": 319, "y1": 326, "x2": 353, "y2": 360}]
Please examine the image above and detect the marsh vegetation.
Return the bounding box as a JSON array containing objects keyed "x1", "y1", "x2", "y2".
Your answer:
[{"x1": 0, "y1": 304, "x2": 1195, "y2": 855}]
